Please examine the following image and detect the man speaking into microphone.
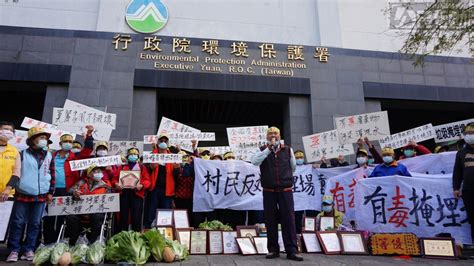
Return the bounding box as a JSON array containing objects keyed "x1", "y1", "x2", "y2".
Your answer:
[{"x1": 251, "y1": 127, "x2": 303, "y2": 261}]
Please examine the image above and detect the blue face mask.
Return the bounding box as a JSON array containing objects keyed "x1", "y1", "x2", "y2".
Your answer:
[
  {"x1": 158, "y1": 142, "x2": 168, "y2": 150},
  {"x1": 383, "y1": 156, "x2": 394, "y2": 164},
  {"x1": 322, "y1": 205, "x2": 333, "y2": 213},
  {"x1": 368, "y1": 158, "x2": 375, "y2": 164},
  {"x1": 404, "y1": 149, "x2": 415, "y2": 158},
  {"x1": 128, "y1": 155, "x2": 138, "y2": 163},
  {"x1": 296, "y1": 159, "x2": 304, "y2": 165},
  {"x1": 61, "y1": 142, "x2": 73, "y2": 151}
]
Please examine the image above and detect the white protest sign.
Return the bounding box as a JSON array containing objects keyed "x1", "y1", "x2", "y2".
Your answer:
[
  {"x1": 434, "y1": 118, "x2": 474, "y2": 143},
  {"x1": 157, "y1": 117, "x2": 201, "y2": 152},
  {"x1": 379, "y1": 123, "x2": 435, "y2": 149},
  {"x1": 200, "y1": 146, "x2": 232, "y2": 155},
  {"x1": 193, "y1": 158, "x2": 263, "y2": 212},
  {"x1": 21, "y1": 117, "x2": 57, "y2": 130},
  {"x1": 355, "y1": 176, "x2": 471, "y2": 244},
  {"x1": 226, "y1": 125, "x2": 268, "y2": 161},
  {"x1": 53, "y1": 100, "x2": 116, "y2": 129},
  {"x1": 302, "y1": 130, "x2": 355, "y2": 162},
  {"x1": 168, "y1": 132, "x2": 216, "y2": 141},
  {"x1": 335, "y1": 111, "x2": 390, "y2": 144},
  {"x1": 95, "y1": 141, "x2": 144, "y2": 156},
  {"x1": 399, "y1": 151, "x2": 456, "y2": 175},
  {"x1": 69, "y1": 155, "x2": 122, "y2": 171},
  {"x1": 56, "y1": 124, "x2": 113, "y2": 141},
  {"x1": 8, "y1": 130, "x2": 28, "y2": 151},
  {"x1": 0, "y1": 201, "x2": 14, "y2": 241},
  {"x1": 293, "y1": 165, "x2": 322, "y2": 211},
  {"x1": 323, "y1": 167, "x2": 368, "y2": 220},
  {"x1": 142, "y1": 153, "x2": 183, "y2": 164},
  {"x1": 47, "y1": 193, "x2": 120, "y2": 216}
]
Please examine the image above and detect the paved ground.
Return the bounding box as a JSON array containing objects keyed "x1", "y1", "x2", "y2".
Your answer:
[{"x1": 1, "y1": 252, "x2": 473, "y2": 265}]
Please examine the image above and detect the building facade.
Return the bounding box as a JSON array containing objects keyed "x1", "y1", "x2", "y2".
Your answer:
[{"x1": 0, "y1": 0, "x2": 472, "y2": 150}]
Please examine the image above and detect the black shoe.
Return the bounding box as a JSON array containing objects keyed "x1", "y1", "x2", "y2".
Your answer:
[
  {"x1": 266, "y1": 252, "x2": 280, "y2": 259},
  {"x1": 287, "y1": 254, "x2": 303, "y2": 261}
]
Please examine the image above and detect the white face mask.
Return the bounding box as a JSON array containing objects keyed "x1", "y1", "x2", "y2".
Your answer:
[
  {"x1": 71, "y1": 148, "x2": 81, "y2": 153},
  {"x1": 465, "y1": 134, "x2": 474, "y2": 144},
  {"x1": 0, "y1": 129, "x2": 14, "y2": 141},
  {"x1": 356, "y1": 157, "x2": 367, "y2": 165},
  {"x1": 96, "y1": 150, "x2": 108, "y2": 157},
  {"x1": 37, "y1": 139, "x2": 48, "y2": 149},
  {"x1": 383, "y1": 156, "x2": 394, "y2": 164}
]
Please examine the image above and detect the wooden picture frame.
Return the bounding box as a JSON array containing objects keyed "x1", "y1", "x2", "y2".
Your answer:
[
  {"x1": 236, "y1": 225, "x2": 258, "y2": 238},
  {"x1": 319, "y1": 216, "x2": 335, "y2": 231},
  {"x1": 155, "y1": 209, "x2": 173, "y2": 226},
  {"x1": 303, "y1": 216, "x2": 316, "y2": 231},
  {"x1": 317, "y1": 231, "x2": 341, "y2": 255},
  {"x1": 236, "y1": 237, "x2": 258, "y2": 255},
  {"x1": 173, "y1": 209, "x2": 190, "y2": 229},
  {"x1": 119, "y1": 170, "x2": 140, "y2": 189},
  {"x1": 208, "y1": 230, "x2": 224, "y2": 255},
  {"x1": 338, "y1": 231, "x2": 368, "y2": 255},
  {"x1": 420, "y1": 238, "x2": 457, "y2": 259},
  {"x1": 190, "y1": 230, "x2": 208, "y2": 255},
  {"x1": 222, "y1": 231, "x2": 239, "y2": 254},
  {"x1": 156, "y1": 226, "x2": 174, "y2": 241},
  {"x1": 176, "y1": 228, "x2": 192, "y2": 250},
  {"x1": 253, "y1": 237, "x2": 269, "y2": 254},
  {"x1": 302, "y1": 232, "x2": 322, "y2": 253}
]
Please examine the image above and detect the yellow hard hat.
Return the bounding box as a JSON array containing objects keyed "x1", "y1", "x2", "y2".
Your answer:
[
  {"x1": 381, "y1": 147, "x2": 395, "y2": 155},
  {"x1": 96, "y1": 141, "x2": 109, "y2": 150},
  {"x1": 86, "y1": 164, "x2": 100, "y2": 176},
  {"x1": 59, "y1": 134, "x2": 74, "y2": 142},
  {"x1": 267, "y1": 127, "x2": 280, "y2": 135},
  {"x1": 26, "y1": 127, "x2": 51, "y2": 146}
]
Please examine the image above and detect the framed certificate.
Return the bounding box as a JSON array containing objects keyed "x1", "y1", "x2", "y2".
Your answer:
[
  {"x1": 222, "y1": 231, "x2": 239, "y2": 254},
  {"x1": 317, "y1": 231, "x2": 341, "y2": 255},
  {"x1": 236, "y1": 237, "x2": 257, "y2": 255},
  {"x1": 176, "y1": 228, "x2": 192, "y2": 250},
  {"x1": 208, "y1": 230, "x2": 223, "y2": 255},
  {"x1": 304, "y1": 216, "x2": 316, "y2": 231},
  {"x1": 236, "y1": 226, "x2": 258, "y2": 238},
  {"x1": 190, "y1": 230, "x2": 208, "y2": 255},
  {"x1": 302, "y1": 232, "x2": 322, "y2": 253},
  {"x1": 119, "y1": 170, "x2": 140, "y2": 189},
  {"x1": 338, "y1": 231, "x2": 367, "y2": 255},
  {"x1": 420, "y1": 238, "x2": 457, "y2": 259},
  {"x1": 156, "y1": 209, "x2": 173, "y2": 226},
  {"x1": 156, "y1": 226, "x2": 174, "y2": 240},
  {"x1": 319, "y1": 216, "x2": 335, "y2": 231},
  {"x1": 253, "y1": 237, "x2": 269, "y2": 254},
  {"x1": 173, "y1": 209, "x2": 190, "y2": 228}
]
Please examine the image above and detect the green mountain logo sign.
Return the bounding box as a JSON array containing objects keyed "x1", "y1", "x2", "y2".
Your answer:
[{"x1": 125, "y1": 0, "x2": 168, "y2": 33}]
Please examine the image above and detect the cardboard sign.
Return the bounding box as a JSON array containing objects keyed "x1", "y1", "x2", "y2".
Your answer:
[
  {"x1": 226, "y1": 125, "x2": 268, "y2": 161},
  {"x1": 69, "y1": 155, "x2": 122, "y2": 171},
  {"x1": 142, "y1": 153, "x2": 183, "y2": 164},
  {"x1": 434, "y1": 118, "x2": 474, "y2": 143},
  {"x1": 47, "y1": 193, "x2": 120, "y2": 216},
  {"x1": 302, "y1": 129, "x2": 355, "y2": 162},
  {"x1": 378, "y1": 123, "x2": 435, "y2": 149},
  {"x1": 335, "y1": 111, "x2": 390, "y2": 144}
]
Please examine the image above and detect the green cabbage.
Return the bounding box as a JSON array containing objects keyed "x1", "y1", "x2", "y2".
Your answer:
[
  {"x1": 170, "y1": 240, "x2": 189, "y2": 261},
  {"x1": 142, "y1": 229, "x2": 166, "y2": 262},
  {"x1": 87, "y1": 240, "x2": 105, "y2": 265},
  {"x1": 70, "y1": 243, "x2": 89, "y2": 265},
  {"x1": 33, "y1": 245, "x2": 53, "y2": 266},
  {"x1": 50, "y1": 242, "x2": 69, "y2": 265},
  {"x1": 105, "y1": 231, "x2": 150, "y2": 265},
  {"x1": 199, "y1": 220, "x2": 233, "y2": 231}
]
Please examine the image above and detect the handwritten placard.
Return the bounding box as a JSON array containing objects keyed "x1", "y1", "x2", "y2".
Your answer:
[
  {"x1": 142, "y1": 153, "x2": 183, "y2": 164},
  {"x1": 8, "y1": 130, "x2": 28, "y2": 151},
  {"x1": 379, "y1": 124, "x2": 435, "y2": 149},
  {"x1": 53, "y1": 100, "x2": 116, "y2": 129},
  {"x1": 21, "y1": 117, "x2": 57, "y2": 130},
  {"x1": 95, "y1": 141, "x2": 144, "y2": 156},
  {"x1": 302, "y1": 130, "x2": 354, "y2": 162},
  {"x1": 69, "y1": 155, "x2": 122, "y2": 171},
  {"x1": 434, "y1": 118, "x2": 474, "y2": 143},
  {"x1": 335, "y1": 111, "x2": 390, "y2": 144},
  {"x1": 47, "y1": 193, "x2": 120, "y2": 216},
  {"x1": 157, "y1": 117, "x2": 201, "y2": 152},
  {"x1": 168, "y1": 132, "x2": 216, "y2": 141},
  {"x1": 226, "y1": 125, "x2": 268, "y2": 161},
  {"x1": 200, "y1": 146, "x2": 232, "y2": 155}
]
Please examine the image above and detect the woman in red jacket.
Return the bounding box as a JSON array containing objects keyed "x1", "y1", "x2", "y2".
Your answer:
[{"x1": 113, "y1": 148, "x2": 151, "y2": 232}]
